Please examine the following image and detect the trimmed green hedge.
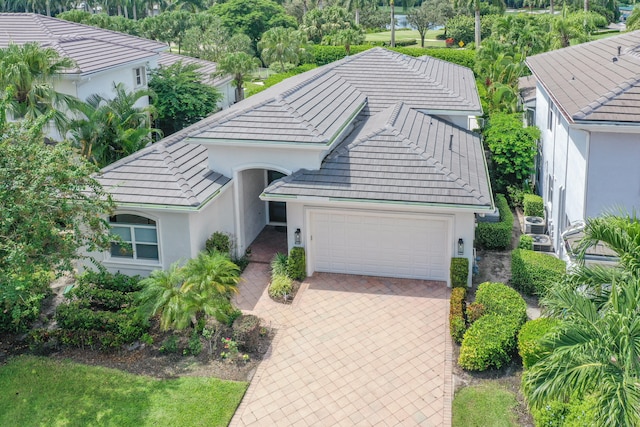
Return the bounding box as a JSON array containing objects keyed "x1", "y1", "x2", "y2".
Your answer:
[
  {"x1": 308, "y1": 45, "x2": 476, "y2": 69},
  {"x1": 475, "y1": 282, "x2": 527, "y2": 326},
  {"x1": 518, "y1": 318, "x2": 561, "y2": 369},
  {"x1": 450, "y1": 257, "x2": 469, "y2": 288},
  {"x1": 523, "y1": 194, "x2": 544, "y2": 217},
  {"x1": 475, "y1": 194, "x2": 513, "y2": 250},
  {"x1": 287, "y1": 247, "x2": 306, "y2": 281},
  {"x1": 458, "y1": 315, "x2": 518, "y2": 371},
  {"x1": 518, "y1": 234, "x2": 533, "y2": 250},
  {"x1": 511, "y1": 249, "x2": 566, "y2": 296},
  {"x1": 450, "y1": 287, "x2": 467, "y2": 344}
]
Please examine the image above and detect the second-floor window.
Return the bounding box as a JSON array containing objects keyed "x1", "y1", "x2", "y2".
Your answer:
[{"x1": 134, "y1": 66, "x2": 146, "y2": 87}]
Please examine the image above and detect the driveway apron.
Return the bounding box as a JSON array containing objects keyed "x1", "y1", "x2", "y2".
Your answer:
[{"x1": 232, "y1": 267, "x2": 452, "y2": 426}]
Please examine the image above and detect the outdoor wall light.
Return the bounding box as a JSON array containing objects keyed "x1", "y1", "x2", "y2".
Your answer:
[
  {"x1": 457, "y1": 238, "x2": 464, "y2": 256},
  {"x1": 294, "y1": 228, "x2": 301, "y2": 245}
]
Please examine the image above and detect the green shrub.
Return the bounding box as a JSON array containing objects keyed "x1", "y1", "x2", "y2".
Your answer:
[
  {"x1": 287, "y1": 247, "x2": 306, "y2": 281},
  {"x1": 511, "y1": 249, "x2": 566, "y2": 296},
  {"x1": 205, "y1": 231, "x2": 232, "y2": 255},
  {"x1": 523, "y1": 194, "x2": 544, "y2": 217},
  {"x1": 475, "y1": 282, "x2": 527, "y2": 326},
  {"x1": 269, "y1": 273, "x2": 293, "y2": 299},
  {"x1": 450, "y1": 257, "x2": 469, "y2": 288},
  {"x1": 518, "y1": 318, "x2": 561, "y2": 369},
  {"x1": 67, "y1": 286, "x2": 135, "y2": 311},
  {"x1": 214, "y1": 301, "x2": 242, "y2": 327},
  {"x1": 506, "y1": 185, "x2": 529, "y2": 209},
  {"x1": 475, "y1": 194, "x2": 513, "y2": 250},
  {"x1": 159, "y1": 335, "x2": 179, "y2": 354},
  {"x1": 465, "y1": 302, "x2": 484, "y2": 325},
  {"x1": 77, "y1": 270, "x2": 142, "y2": 292},
  {"x1": 232, "y1": 314, "x2": 261, "y2": 353},
  {"x1": 270, "y1": 253, "x2": 288, "y2": 277},
  {"x1": 187, "y1": 329, "x2": 202, "y2": 356},
  {"x1": 518, "y1": 234, "x2": 533, "y2": 250},
  {"x1": 529, "y1": 397, "x2": 570, "y2": 427},
  {"x1": 0, "y1": 270, "x2": 53, "y2": 333},
  {"x1": 449, "y1": 287, "x2": 467, "y2": 344},
  {"x1": 458, "y1": 314, "x2": 518, "y2": 371}
]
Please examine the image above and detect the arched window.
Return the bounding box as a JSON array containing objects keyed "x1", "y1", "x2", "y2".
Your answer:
[{"x1": 109, "y1": 214, "x2": 159, "y2": 261}]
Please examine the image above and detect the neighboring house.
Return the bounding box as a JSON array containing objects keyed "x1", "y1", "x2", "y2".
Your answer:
[
  {"x1": 90, "y1": 48, "x2": 493, "y2": 286},
  {"x1": 526, "y1": 31, "x2": 640, "y2": 259},
  {"x1": 0, "y1": 13, "x2": 235, "y2": 138}
]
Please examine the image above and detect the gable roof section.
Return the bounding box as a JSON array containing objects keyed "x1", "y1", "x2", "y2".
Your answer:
[
  {"x1": 192, "y1": 72, "x2": 367, "y2": 144},
  {"x1": 188, "y1": 48, "x2": 481, "y2": 145},
  {"x1": 263, "y1": 102, "x2": 492, "y2": 209},
  {"x1": 0, "y1": 13, "x2": 166, "y2": 74},
  {"x1": 97, "y1": 120, "x2": 230, "y2": 208},
  {"x1": 526, "y1": 31, "x2": 640, "y2": 123}
]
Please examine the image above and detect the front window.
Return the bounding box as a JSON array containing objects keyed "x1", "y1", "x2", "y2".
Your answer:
[
  {"x1": 109, "y1": 214, "x2": 158, "y2": 261},
  {"x1": 134, "y1": 66, "x2": 146, "y2": 87}
]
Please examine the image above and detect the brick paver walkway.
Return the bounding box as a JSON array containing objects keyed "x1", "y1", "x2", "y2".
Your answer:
[{"x1": 231, "y1": 262, "x2": 452, "y2": 426}]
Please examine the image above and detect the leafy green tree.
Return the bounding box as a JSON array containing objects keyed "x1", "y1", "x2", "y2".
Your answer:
[
  {"x1": 216, "y1": 51, "x2": 260, "y2": 102},
  {"x1": 483, "y1": 112, "x2": 540, "y2": 192},
  {"x1": 258, "y1": 27, "x2": 310, "y2": 71},
  {"x1": 149, "y1": 61, "x2": 222, "y2": 136},
  {"x1": 137, "y1": 252, "x2": 240, "y2": 331},
  {"x1": 300, "y1": 6, "x2": 354, "y2": 43},
  {"x1": 461, "y1": 0, "x2": 505, "y2": 46},
  {"x1": 0, "y1": 93, "x2": 114, "y2": 332},
  {"x1": 407, "y1": 0, "x2": 453, "y2": 47},
  {"x1": 211, "y1": 0, "x2": 298, "y2": 46},
  {"x1": 67, "y1": 83, "x2": 158, "y2": 167},
  {"x1": 140, "y1": 10, "x2": 192, "y2": 53},
  {"x1": 358, "y1": 2, "x2": 388, "y2": 31},
  {"x1": 0, "y1": 42, "x2": 77, "y2": 135}
]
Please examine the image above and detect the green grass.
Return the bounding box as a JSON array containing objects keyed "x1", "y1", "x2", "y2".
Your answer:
[
  {"x1": 0, "y1": 356, "x2": 248, "y2": 427},
  {"x1": 365, "y1": 29, "x2": 445, "y2": 47},
  {"x1": 453, "y1": 383, "x2": 519, "y2": 427}
]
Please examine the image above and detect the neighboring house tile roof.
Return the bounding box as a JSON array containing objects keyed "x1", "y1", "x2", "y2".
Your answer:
[
  {"x1": 518, "y1": 75, "x2": 537, "y2": 105},
  {"x1": 98, "y1": 120, "x2": 230, "y2": 207},
  {"x1": 263, "y1": 102, "x2": 492, "y2": 208},
  {"x1": 526, "y1": 31, "x2": 640, "y2": 123},
  {"x1": 0, "y1": 13, "x2": 166, "y2": 74},
  {"x1": 188, "y1": 48, "x2": 482, "y2": 144},
  {"x1": 157, "y1": 52, "x2": 232, "y2": 87}
]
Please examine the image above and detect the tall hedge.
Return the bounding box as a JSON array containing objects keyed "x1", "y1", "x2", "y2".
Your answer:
[
  {"x1": 475, "y1": 281, "x2": 527, "y2": 326},
  {"x1": 450, "y1": 257, "x2": 469, "y2": 288},
  {"x1": 458, "y1": 315, "x2": 518, "y2": 371},
  {"x1": 511, "y1": 249, "x2": 566, "y2": 296},
  {"x1": 450, "y1": 287, "x2": 467, "y2": 344},
  {"x1": 523, "y1": 194, "x2": 544, "y2": 217},
  {"x1": 475, "y1": 194, "x2": 513, "y2": 250},
  {"x1": 308, "y1": 45, "x2": 476, "y2": 69},
  {"x1": 518, "y1": 318, "x2": 561, "y2": 369}
]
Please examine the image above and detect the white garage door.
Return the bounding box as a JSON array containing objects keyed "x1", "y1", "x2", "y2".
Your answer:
[{"x1": 310, "y1": 211, "x2": 449, "y2": 281}]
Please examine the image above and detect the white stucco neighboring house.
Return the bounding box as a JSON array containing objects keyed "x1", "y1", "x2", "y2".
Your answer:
[
  {"x1": 0, "y1": 13, "x2": 236, "y2": 138},
  {"x1": 90, "y1": 48, "x2": 494, "y2": 286},
  {"x1": 525, "y1": 31, "x2": 640, "y2": 259}
]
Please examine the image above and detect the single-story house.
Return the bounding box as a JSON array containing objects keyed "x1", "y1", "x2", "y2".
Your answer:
[{"x1": 91, "y1": 47, "x2": 494, "y2": 286}]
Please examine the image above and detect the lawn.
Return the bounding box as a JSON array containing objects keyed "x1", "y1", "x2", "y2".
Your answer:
[
  {"x1": 365, "y1": 29, "x2": 446, "y2": 47},
  {"x1": 452, "y1": 382, "x2": 520, "y2": 427},
  {"x1": 0, "y1": 356, "x2": 248, "y2": 427}
]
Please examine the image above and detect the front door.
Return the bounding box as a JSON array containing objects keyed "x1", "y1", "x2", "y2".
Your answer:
[{"x1": 267, "y1": 171, "x2": 287, "y2": 224}]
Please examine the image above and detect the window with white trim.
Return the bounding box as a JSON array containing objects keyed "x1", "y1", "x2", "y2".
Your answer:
[
  {"x1": 133, "y1": 66, "x2": 146, "y2": 87},
  {"x1": 109, "y1": 214, "x2": 158, "y2": 261},
  {"x1": 547, "y1": 106, "x2": 554, "y2": 130}
]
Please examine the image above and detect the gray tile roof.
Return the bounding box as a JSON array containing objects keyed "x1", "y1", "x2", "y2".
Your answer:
[
  {"x1": 263, "y1": 102, "x2": 492, "y2": 208},
  {"x1": 189, "y1": 47, "x2": 481, "y2": 144},
  {"x1": 97, "y1": 120, "x2": 230, "y2": 207},
  {"x1": 0, "y1": 13, "x2": 166, "y2": 74},
  {"x1": 518, "y1": 75, "x2": 537, "y2": 105},
  {"x1": 158, "y1": 52, "x2": 232, "y2": 87},
  {"x1": 526, "y1": 31, "x2": 640, "y2": 123}
]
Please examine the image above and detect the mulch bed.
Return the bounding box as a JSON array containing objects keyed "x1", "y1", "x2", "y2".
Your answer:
[{"x1": 268, "y1": 280, "x2": 301, "y2": 304}]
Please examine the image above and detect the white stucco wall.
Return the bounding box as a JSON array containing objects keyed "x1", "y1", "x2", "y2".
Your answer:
[
  {"x1": 237, "y1": 169, "x2": 268, "y2": 254},
  {"x1": 188, "y1": 185, "x2": 235, "y2": 256},
  {"x1": 586, "y1": 131, "x2": 640, "y2": 217},
  {"x1": 284, "y1": 201, "x2": 477, "y2": 286}
]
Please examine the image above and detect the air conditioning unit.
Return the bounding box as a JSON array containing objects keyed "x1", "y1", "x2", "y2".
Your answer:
[
  {"x1": 524, "y1": 216, "x2": 546, "y2": 234},
  {"x1": 527, "y1": 234, "x2": 553, "y2": 252},
  {"x1": 476, "y1": 208, "x2": 500, "y2": 223}
]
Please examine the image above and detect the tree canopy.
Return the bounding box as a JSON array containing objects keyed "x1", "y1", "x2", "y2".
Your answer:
[{"x1": 149, "y1": 61, "x2": 222, "y2": 136}]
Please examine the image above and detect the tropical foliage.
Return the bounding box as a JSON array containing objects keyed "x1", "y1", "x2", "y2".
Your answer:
[
  {"x1": 258, "y1": 26, "x2": 310, "y2": 72},
  {"x1": 216, "y1": 52, "x2": 261, "y2": 102}
]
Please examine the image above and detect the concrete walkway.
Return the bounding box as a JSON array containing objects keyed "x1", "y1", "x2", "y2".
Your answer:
[{"x1": 231, "y1": 264, "x2": 452, "y2": 426}]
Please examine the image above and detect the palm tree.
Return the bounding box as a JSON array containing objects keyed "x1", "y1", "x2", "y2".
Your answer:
[
  {"x1": 334, "y1": 28, "x2": 364, "y2": 55},
  {"x1": 137, "y1": 262, "x2": 190, "y2": 330},
  {"x1": 523, "y1": 277, "x2": 640, "y2": 427},
  {"x1": 67, "y1": 83, "x2": 158, "y2": 166},
  {"x1": 0, "y1": 42, "x2": 77, "y2": 135},
  {"x1": 464, "y1": 0, "x2": 505, "y2": 47},
  {"x1": 258, "y1": 27, "x2": 309, "y2": 72},
  {"x1": 215, "y1": 52, "x2": 260, "y2": 102}
]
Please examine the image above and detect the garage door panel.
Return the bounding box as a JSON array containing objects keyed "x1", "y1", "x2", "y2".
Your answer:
[{"x1": 311, "y1": 211, "x2": 449, "y2": 281}]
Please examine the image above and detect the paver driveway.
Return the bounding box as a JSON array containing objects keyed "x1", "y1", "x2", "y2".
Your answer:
[{"x1": 231, "y1": 265, "x2": 452, "y2": 426}]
